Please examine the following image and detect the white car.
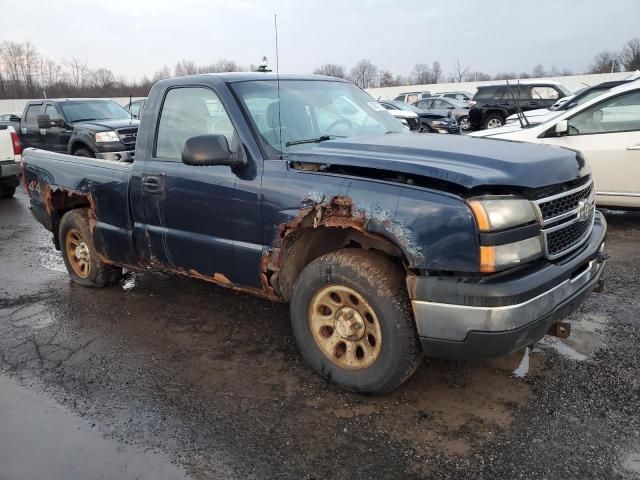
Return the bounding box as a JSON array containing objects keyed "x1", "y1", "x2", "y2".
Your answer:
[
  {"x1": 0, "y1": 126, "x2": 21, "y2": 199},
  {"x1": 470, "y1": 81, "x2": 640, "y2": 209}
]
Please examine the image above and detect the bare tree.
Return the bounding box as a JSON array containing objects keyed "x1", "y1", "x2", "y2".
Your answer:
[
  {"x1": 411, "y1": 64, "x2": 431, "y2": 84},
  {"x1": 379, "y1": 70, "x2": 399, "y2": 87},
  {"x1": 531, "y1": 64, "x2": 547, "y2": 78},
  {"x1": 464, "y1": 71, "x2": 492, "y2": 82},
  {"x1": 589, "y1": 51, "x2": 620, "y2": 73},
  {"x1": 453, "y1": 59, "x2": 469, "y2": 83},
  {"x1": 431, "y1": 61, "x2": 442, "y2": 84},
  {"x1": 1, "y1": 41, "x2": 26, "y2": 96},
  {"x1": 63, "y1": 57, "x2": 91, "y2": 89},
  {"x1": 92, "y1": 68, "x2": 116, "y2": 89},
  {"x1": 174, "y1": 59, "x2": 198, "y2": 76},
  {"x1": 313, "y1": 63, "x2": 346, "y2": 78},
  {"x1": 621, "y1": 38, "x2": 640, "y2": 71},
  {"x1": 152, "y1": 66, "x2": 172, "y2": 82},
  {"x1": 349, "y1": 59, "x2": 377, "y2": 88}
]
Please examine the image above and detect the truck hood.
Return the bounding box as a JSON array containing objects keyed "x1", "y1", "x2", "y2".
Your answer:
[
  {"x1": 288, "y1": 133, "x2": 588, "y2": 190},
  {"x1": 72, "y1": 119, "x2": 140, "y2": 131}
]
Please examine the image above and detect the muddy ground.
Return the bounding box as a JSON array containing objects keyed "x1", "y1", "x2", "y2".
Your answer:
[{"x1": 1, "y1": 190, "x2": 639, "y2": 479}]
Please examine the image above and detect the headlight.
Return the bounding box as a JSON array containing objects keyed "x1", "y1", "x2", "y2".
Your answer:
[
  {"x1": 95, "y1": 131, "x2": 120, "y2": 142},
  {"x1": 469, "y1": 197, "x2": 541, "y2": 272},
  {"x1": 468, "y1": 197, "x2": 537, "y2": 231},
  {"x1": 480, "y1": 237, "x2": 542, "y2": 273},
  {"x1": 431, "y1": 120, "x2": 448, "y2": 126}
]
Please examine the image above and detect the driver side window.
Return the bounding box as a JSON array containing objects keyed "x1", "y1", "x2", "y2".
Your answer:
[
  {"x1": 568, "y1": 91, "x2": 640, "y2": 136},
  {"x1": 155, "y1": 87, "x2": 238, "y2": 161}
]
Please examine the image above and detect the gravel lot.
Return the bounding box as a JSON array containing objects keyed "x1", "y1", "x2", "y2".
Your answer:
[{"x1": 1, "y1": 190, "x2": 639, "y2": 479}]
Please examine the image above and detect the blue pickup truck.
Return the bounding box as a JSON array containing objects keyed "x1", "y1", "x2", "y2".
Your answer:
[{"x1": 22, "y1": 73, "x2": 607, "y2": 394}]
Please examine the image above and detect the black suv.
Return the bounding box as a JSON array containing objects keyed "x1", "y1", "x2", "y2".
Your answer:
[{"x1": 469, "y1": 82, "x2": 571, "y2": 130}]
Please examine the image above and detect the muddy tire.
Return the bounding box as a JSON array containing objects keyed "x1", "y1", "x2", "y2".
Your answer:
[
  {"x1": 59, "y1": 208, "x2": 122, "y2": 287},
  {"x1": 0, "y1": 186, "x2": 16, "y2": 199},
  {"x1": 290, "y1": 249, "x2": 422, "y2": 394}
]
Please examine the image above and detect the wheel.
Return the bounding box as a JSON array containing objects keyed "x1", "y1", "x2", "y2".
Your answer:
[
  {"x1": 74, "y1": 148, "x2": 95, "y2": 158},
  {"x1": 59, "y1": 208, "x2": 123, "y2": 287},
  {"x1": 0, "y1": 186, "x2": 16, "y2": 199},
  {"x1": 483, "y1": 114, "x2": 504, "y2": 129},
  {"x1": 459, "y1": 115, "x2": 471, "y2": 131},
  {"x1": 290, "y1": 249, "x2": 421, "y2": 394}
]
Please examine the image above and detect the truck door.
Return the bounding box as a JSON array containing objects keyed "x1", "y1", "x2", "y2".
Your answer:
[
  {"x1": 43, "y1": 103, "x2": 72, "y2": 153},
  {"x1": 20, "y1": 103, "x2": 43, "y2": 150},
  {"x1": 139, "y1": 85, "x2": 253, "y2": 285}
]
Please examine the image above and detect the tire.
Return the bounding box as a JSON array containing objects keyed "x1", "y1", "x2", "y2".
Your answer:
[
  {"x1": 483, "y1": 114, "x2": 504, "y2": 129},
  {"x1": 59, "y1": 208, "x2": 123, "y2": 287},
  {"x1": 0, "y1": 186, "x2": 16, "y2": 199},
  {"x1": 459, "y1": 115, "x2": 471, "y2": 131},
  {"x1": 290, "y1": 249, "x2": 422, "y2": 394},
  {"x1": 74, "y1": 148, "x2": 95, "y2": 158}
]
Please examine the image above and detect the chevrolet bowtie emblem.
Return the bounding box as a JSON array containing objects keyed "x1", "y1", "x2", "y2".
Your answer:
[{"x1": 577, "y1": 199, "x2": 591, "y2": 221}]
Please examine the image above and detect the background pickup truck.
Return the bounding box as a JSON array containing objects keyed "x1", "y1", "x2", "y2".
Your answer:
[
  {"x1": 20, "y1": 98, "x2": 139, "y2": 161},
  {"x1": 0, "y1": 125, "x2": 21, "y2": 199},
  {"x1": 22, "y1": 73, "x2": 607, "y2": 394}
]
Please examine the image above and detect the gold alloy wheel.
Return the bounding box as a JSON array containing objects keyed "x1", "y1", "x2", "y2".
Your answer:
[
  {"x1": 65, "y1": 228, "x2": 91, "y2": 279},
  {"x1": 309, "y1": 284, "x2": 382, "y2": 369}
]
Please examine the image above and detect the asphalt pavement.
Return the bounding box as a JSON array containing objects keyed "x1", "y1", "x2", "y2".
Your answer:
[{"x1": 1, "y1": 190, "x2": 639, "y2": 479}]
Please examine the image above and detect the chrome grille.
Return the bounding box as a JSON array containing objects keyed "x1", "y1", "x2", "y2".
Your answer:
[
  {"x1": 538, "y1": 181, "x2": 594, "y2": 223},
  {"x1": 116, "y1": 127, "x2": 138, "y2": 146},
  {"x1": 534, "y1": 180, "x2": 595, "y2": 259}
]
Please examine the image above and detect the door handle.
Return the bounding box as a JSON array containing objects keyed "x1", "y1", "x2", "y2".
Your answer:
[
  {"x1": 529, "y1": 101, "x2": 539, "y2": 106},
  {"x1": 627, "y1": 145, "x2": 640, "y2": 150},
  {"x1": 142, "y1": 175, "x2": 162, "y2": 192}
]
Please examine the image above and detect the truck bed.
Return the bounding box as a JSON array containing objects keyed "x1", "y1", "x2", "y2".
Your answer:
[{"x1": 22, "y1": 148, "x2": 138, "y2": 266}]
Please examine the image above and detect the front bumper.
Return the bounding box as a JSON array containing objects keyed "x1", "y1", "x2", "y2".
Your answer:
[
  {"x1": 411, "y1": 211, "x2": 607, "y2": 360},
  {"x1": 95, "y1": 150, "x2": 134, "y2": 162},
  {"x1": 0, "y1": 161, "x2": 20, "y2": 187}
]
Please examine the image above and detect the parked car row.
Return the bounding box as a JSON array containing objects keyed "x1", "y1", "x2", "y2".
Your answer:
[
  {"x1": 380, "y1": 101, "x2": 461, "y2": 134},
  {"x1": 470, "y1": 79, "x2": 640, "y2": 208}
]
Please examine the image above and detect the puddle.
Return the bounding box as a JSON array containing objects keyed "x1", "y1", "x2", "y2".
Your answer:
[
  {"x1": 0, "y1": 373, "x2": 190, "y2": 479},
  {"x1": 513, "y1": 347, "x2": 531, "y2": 378}
]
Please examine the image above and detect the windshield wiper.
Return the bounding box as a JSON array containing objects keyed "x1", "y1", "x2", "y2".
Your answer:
[
  {"x1": 72, "y1": 118, "x2": 97, "y2": 122},
  {"x1": 285, "y1": 134, "x2": 344, "y2": 147}
]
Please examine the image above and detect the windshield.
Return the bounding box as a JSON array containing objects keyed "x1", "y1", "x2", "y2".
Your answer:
[
  {"x1": 232, "y1": 80, "x2": 404, "y2": 156},
  {"x1": 60, "y1": 101, "x2": 131, "y2": 122}
]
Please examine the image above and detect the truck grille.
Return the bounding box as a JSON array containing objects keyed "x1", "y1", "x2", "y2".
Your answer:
[
  {"x1": 533, "y1": 180, "x2": 596, "y2": 259},
  {"x1": 116, "y1": 127, "x2": 138, "y2": 146}
]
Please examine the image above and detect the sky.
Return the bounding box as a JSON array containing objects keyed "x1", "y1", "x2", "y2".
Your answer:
[{"x1": 1, "y1": 0, "x2": 639, "y2": 80}]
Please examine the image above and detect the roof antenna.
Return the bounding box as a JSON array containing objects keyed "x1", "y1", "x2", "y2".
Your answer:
[{"x1": 274, "y1": 14, "x2": 284, "y2": 160}]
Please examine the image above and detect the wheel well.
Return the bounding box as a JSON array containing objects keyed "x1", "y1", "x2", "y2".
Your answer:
[
  {"x1": 45, "y1": 187, "x2": 93, "y2": 249},
  {"x1": 271, "y1": 226, "x2": 405, "y2": 301},
  {"x1": 484, "y1": 110, "x2": 506, "y2": 120},
  {"x1": 70, "y1": 142, "x2": 90, "y2": 154}
]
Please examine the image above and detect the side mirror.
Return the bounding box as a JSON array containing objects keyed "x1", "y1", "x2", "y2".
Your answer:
[
  {"x1": 555, "y1": 119, "x2": 569, "y2": 135},
  {"x1": 182, "y1": 134, "x2": 243, "y2": 168},
  {"x1": 37, "y1": 114, "x2": 51, "y2": 129}
]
